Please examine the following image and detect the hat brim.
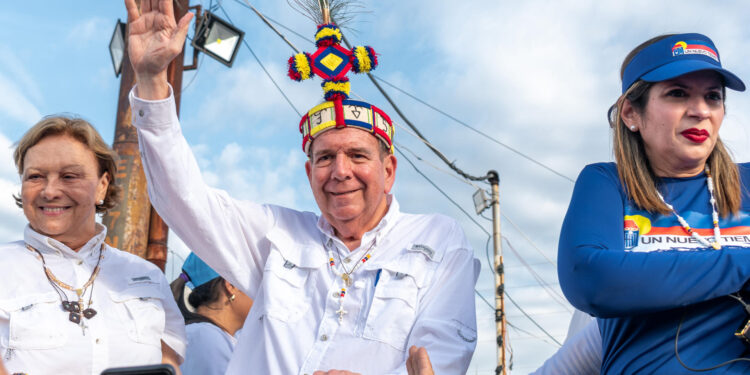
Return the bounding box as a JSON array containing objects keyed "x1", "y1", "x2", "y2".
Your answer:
[{"x1": 641, "y1": 60, "x2": 745, "y2": 92}]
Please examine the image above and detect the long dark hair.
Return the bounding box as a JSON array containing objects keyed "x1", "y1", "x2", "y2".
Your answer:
[{"x1": 170, "y1": 275, "x2": 229, "y2": 327}]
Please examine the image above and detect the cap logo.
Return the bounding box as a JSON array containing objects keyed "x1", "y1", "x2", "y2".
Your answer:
[{"x1": 671, "y1": 40, "x2": 718, "y2": 62}]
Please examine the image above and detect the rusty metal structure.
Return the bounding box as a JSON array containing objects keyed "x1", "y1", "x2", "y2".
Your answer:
[{"x1": 103, "y1": 0, "x2": 190, "y2": 271}]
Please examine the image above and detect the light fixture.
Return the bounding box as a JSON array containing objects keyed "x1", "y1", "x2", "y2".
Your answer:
[
  {"x1": 191, "y1": 11, "x2": 244, "y2": 67},
  {"x1": 109, "y1": 19, "x2": 126, "y2": 77},
  {"x1": 473, "y1": 188, "x2": 489, "y2": 215}
]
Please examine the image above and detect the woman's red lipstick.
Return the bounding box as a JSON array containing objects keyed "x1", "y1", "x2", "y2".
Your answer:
[{"x1": 681, "y1": 128, "x2": 709, "y2": 143}]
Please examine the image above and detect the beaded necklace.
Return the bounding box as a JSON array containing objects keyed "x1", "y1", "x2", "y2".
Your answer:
[
  {"x1": 656, "y1": 166, "x2": 722, "y2": 250},
  {"x1": 26, "y1": 243, "x2": 104, "y2": 333},
  {"x1": 326, "y1": 238, "x2": 376, "y2": 324}
]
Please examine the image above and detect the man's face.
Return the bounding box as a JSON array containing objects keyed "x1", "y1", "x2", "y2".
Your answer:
[{"x1": 305, "y1": 128, "x2": 396, "y2": 234}]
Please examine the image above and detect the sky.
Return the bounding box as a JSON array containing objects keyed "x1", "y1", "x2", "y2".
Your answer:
[{"x1": 2, "y1": 1, "x2": 750, "y2": 373}]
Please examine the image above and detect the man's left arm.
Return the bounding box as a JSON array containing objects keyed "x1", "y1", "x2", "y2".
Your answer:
[{"x1": 403, "y1": 245, "x2": 478, "y2": 374}]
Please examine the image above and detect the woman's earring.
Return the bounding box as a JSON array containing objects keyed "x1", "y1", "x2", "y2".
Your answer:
[
  {"x1": 629, "y1": 125, "x2": 636, "y2": 131},
  {"x1": 96, "y1": 200, "x2": 104, "y2": 206},
  {"x1": 230, "y1": 294, "x2": 236, "y2": 302}
]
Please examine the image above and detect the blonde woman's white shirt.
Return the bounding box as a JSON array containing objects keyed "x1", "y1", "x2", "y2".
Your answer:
[
  {"x1": 0, "y1": 225, "x2": 186, "y2": 375},
  {"x1": 181, "y1": 322, "x2": 237, "y2": 375},
  {"x1": 130, "y1": 87, "x2": 479, "y2": 375}
]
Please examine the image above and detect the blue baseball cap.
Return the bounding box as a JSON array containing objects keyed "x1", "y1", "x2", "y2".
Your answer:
[
  {"x1": 621, "y1": 33, "x2": 745, "y2": 93},
  {"x1": 182, "y1": 253, "x2": 220, "y2": 288}
]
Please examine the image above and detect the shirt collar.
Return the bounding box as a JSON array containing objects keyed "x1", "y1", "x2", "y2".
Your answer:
[
  {"x1": 24, "y1": 223, "x2": 108, "y2": 260},
  {"x1": 316, "y1": 194, "x2": 401, "y2": 250}
]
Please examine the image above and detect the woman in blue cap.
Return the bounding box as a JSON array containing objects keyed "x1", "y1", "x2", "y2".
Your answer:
[
  {"x1": 558, "y1": 33, "x2": 750, "y2": 373},
  {"x1": 172, "y1": 253, "x2": 253, "y2": 375}
]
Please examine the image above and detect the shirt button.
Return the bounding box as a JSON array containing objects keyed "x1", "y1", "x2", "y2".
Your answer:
[
  {"x1": 96, "y1": 338, "x2": 100, "y2": 344},
  {"x1": 77, "y1": 260, "x2": 83, "y2": 265},
  {"x1": 344, "y1": 258, "x2": 351, "y2": 263},
  {"x1": 320, "y1": 334, "x2": 328, "y2": 341},
  {"x1": 138, "y1": 109, "x2": 145, "y2": 117},
  {"x1": 332, "y1": 292, "x2": 339, "y2": 298}
]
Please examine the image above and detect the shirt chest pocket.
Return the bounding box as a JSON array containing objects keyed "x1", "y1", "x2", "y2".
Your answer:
[
  {"x1": 108, "y1": 285, "x2": 165, "y2": 347},
  {"x1": 0, "y1": 292, "x2": 68, "y2": 350},
  {"x1": 261, "y1": 251, "x2": 313, "y2": 323},
  {"x1": 362, "y1": 270, "x2": 421, "y2": 351}
]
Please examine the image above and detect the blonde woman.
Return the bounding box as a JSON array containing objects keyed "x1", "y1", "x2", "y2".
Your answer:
[{"x1": 0, "y1": 116, "x2": 186, "y2": 374}]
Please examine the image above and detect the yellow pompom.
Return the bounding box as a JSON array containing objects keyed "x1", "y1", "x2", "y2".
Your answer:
[
  {"x1": 315, "y1": 27, "x2": 343, "y2": 44},
  {"x1": 323, "y1": 81, "x2": 351, "y2": 95},
  {"x1": 294, "y1": 53, "x2": 311, "y2": 80},
  {"x1": 354, "y1": 46, "x2": 372, "y2": 72}
]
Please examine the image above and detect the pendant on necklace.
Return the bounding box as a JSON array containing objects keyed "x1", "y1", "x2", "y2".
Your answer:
[
  {"x1": 341, "y1": 273, "x2": 352, "y2": 287},
  {"x1": 69, "y1": 312, "x2": 81, "y2": 324},
  {"x1": 336, "y1": 304, "x2": 348, "y2": 323},
  {"x1": 83, "y1": 308, "x2": 97, "y2": 319}
]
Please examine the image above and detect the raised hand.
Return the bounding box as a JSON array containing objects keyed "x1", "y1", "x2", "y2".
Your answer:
[
  {"x1": 407, "y1": 346, "x2": 435, "y2": 375},
  {"x1": 124, "y1": 0, "x2": 193, "y2": 99}
]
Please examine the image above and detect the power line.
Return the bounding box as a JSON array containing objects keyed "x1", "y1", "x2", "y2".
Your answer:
[
  {"x1": 233, "y1": 0, "x2": 315, "y2": 45},
  {"x1": 400, "y1": 148, "x2": 562, "y2": 351},
  {"x1": 397, "y1": 141, "x2": 488, "y2": 191},
  {"x1": 396, "y1": 148, "x2": 489, "y2": 237},
  {"x1": 237, "y1": 0, "x2": 301, "y2": 53},
  {"x1": 506, "y1": 320, "x2": 559, "y2": 348},
  {"x1": 502, "y1": 213, "x2": 557, "y2": 266},
  {"x1": 505, "y1": 291, "x2": 562, "y2": 347},
  {"x1": 371, "y1": 75, "x2": 576, "y2": 183},
  {"x1": 503, "y1": 237, "x2": 571, "y2": 312},
  {"x1": 222, "y1": 1, "x2": 565, "y2": 354},
  {"x1": 233, "y1": 2, "x2": 574, "y2": 184},
  {"x1": 216, "y1": 3, "x2": 302, "y2": 116},
  {"x1": 343, "y1": 33, "x2": 491, "y2": 182}
]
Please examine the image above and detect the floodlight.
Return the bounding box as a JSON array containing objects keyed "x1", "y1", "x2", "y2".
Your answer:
[
  {"x1": 192, "y1": 11, "x2": 244, "y2": 67},
  {"x1": 109, "y1": 20, "x2": 126, "y2": 77}
]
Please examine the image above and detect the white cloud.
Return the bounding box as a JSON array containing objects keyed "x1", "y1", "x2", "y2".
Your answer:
[
  {"x1": 0, "y1": 74, "x2": 42, "y2": 127},
  {"x1": 66, "y1": 17, "x2": 111, "y2": 45},
  {"x1": 0, "y1": 132, "x2": 24, "y2": 242}
]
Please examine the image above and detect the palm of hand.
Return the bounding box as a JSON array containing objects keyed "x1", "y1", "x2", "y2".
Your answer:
[{"x1": 128, "y1": 10, "x2": 181, "y2": 76}]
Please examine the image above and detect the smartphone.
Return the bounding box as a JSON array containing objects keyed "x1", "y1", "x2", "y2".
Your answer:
[{"x1": 100, "y1": 364, "x2": 176, "y2": 375}]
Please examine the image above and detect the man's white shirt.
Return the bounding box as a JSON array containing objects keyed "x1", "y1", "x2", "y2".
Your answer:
[{"x1": 130, "y1": 86, "x2": 479, "y2": 375}]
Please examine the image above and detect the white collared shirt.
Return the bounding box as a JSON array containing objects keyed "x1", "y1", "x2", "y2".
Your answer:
[
  {"x1": 130, "y1": 87, "x2": 479, "y2": 375},
  {"x1": 0, "y1": 225, "x2": 186, "y2": 375}
]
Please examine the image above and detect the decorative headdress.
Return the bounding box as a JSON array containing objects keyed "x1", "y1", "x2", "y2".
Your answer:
[{"x1": 287, "y1": 0, "x2": 395, "y2": 155}]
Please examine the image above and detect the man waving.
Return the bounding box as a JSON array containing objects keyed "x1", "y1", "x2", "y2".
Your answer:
[{"x1": 124, "y1": 1, "x2": 479, "y2": 373}]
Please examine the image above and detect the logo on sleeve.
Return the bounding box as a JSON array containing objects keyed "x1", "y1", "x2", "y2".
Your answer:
[{"x1": 408, "y1": 244, "x2": 435, "y2": 260}]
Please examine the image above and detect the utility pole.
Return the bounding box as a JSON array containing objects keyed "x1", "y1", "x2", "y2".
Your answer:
[
  {"x1": 489, "y1": 170, "x2": 507, "y2": 375},
  {"x1": 103, "y1": 0, "x2": 190, "y2": 271}
]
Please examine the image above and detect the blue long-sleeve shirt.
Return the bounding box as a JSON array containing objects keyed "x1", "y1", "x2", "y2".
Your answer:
[{"x1": 558, "y1": 162, "x2": 750, "y2": 374}]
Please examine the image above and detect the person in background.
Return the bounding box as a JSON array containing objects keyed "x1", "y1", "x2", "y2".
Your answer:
[
  {"x1": 558, "y1": 32, "x2": 750, "y2": 373},
  {"x1": 0, "y1": 116, "x2": 186, "y2": 374},
  {"x1": 532, "y1": 311, "x2": 601, "y2": 375},
  {"x1": 123, "y1": 0, "x2": 479, "y2": 373},
  {"x1": 171, "y1": 253, "x2": 252, "y2": 375}
]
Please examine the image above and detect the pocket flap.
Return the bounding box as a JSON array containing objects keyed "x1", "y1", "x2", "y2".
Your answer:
[
  {"x1": 265, "y1": 253, "x2": 310, "y2": 287},
  {"x1": 379, "y1": 253, "x2": 434, "y2": 289},
  {"x1": 108, "y1": 285, "x2": 161, "y2": 302},
  {"x1": 0, "y1": 292, "x2": 58, "y2": 312},
  {"x1": 375, "y1": 273, "x2": 419, "y2": 309},
  {"x1": 267, "y1": 228, "x2": 326, "y2": 269}
]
